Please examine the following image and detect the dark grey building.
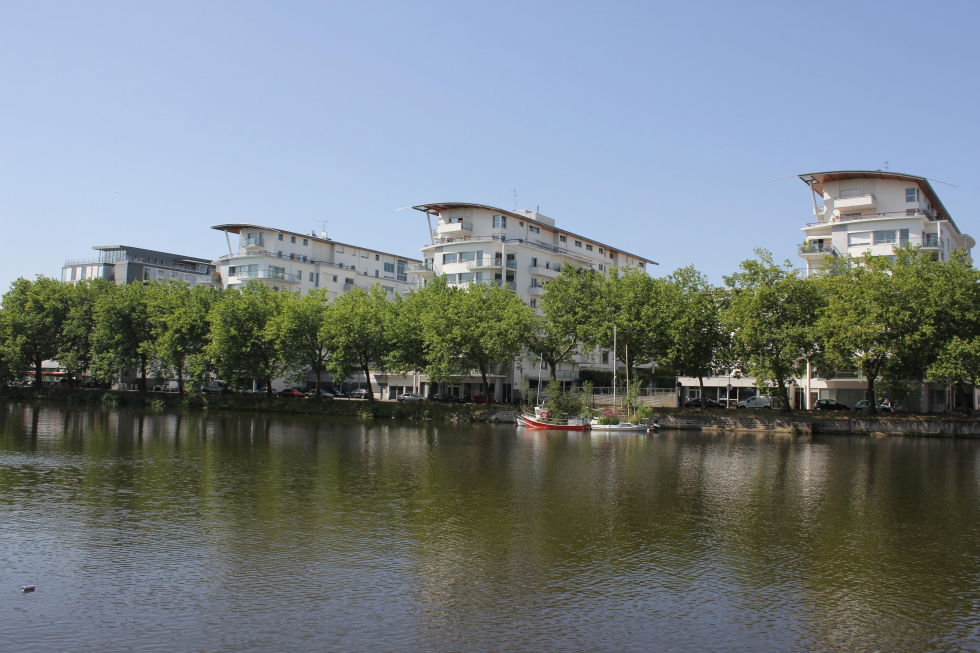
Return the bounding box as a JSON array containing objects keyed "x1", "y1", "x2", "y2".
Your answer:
[{"x1": 62, "y1": 245, "x2": 215, "y2": 287}]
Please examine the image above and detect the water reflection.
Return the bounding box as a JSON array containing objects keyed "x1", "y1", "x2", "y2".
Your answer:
[{"x1": 0, "y1": 402, "x2": 977, "y2": 652}]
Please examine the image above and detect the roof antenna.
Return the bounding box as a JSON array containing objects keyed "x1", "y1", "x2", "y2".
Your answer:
[
  {"x1": 884, "y1": 161, "x2": 889, "y2": 171},
  {"x1": 318, "y1": 221, "x2": 329, "y2": 240}
]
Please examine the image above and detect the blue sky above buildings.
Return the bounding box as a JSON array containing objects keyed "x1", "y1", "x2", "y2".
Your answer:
[{"x1": 2, "y1": 0, "x2": 978, "y2": 293}]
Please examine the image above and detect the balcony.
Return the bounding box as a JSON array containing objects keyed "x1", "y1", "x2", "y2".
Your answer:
[
  {"x1": 406, "y1": 262, "x2": 435, "y2": 277},
  {"x1": 920, "y1": 234, "x2": 940, "y2": 248},
  {"x1": 799, "y1": 242, "x2": 840, "y2": 258},
  {"x1": 436, "y1": 221, "x2": 473, "y2": 236},
  {"x1": 235, "y1": 268, "x2": 301, "y2": 283},
  {"x1": 528, "y1": 284, "x2": 546, "y2": 297},
  {"x1": 834, "y1": 193, "x2": 875, "y2": 212},
  {"x1": 529, "y1": 263, "x2": 561, "y2": 279}
]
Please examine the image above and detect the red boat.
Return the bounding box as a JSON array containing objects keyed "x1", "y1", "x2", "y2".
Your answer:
[{"x1": 519, "y1": 409, "x2": 590, "y2": 431}]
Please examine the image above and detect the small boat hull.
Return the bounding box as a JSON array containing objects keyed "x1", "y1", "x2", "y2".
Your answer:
[
  {"x1": 589, "y1": 422, "x2": 648, "y2": 432},
  {"x1": 520, "y1": 414, "x2": 590, "y2": 431}
]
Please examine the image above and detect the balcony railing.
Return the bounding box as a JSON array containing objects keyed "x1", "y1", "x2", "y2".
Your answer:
[
  {"x1": 219, "y1": 249, "x2": 358, "y2": 271},
  {"x1": 799, "y1": 242, "x2": 840, "y2": 257},
  {"x1": 241, "y1": 235, "x2": 264, "y2": 247},
  {"x1": 235, "y1": 269, "x2": 301, "y2": 283}
]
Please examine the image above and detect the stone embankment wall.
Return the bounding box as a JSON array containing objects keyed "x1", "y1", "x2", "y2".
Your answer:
[{"x1": 656, "y1": 411, "x2": 980, "y2": 437}]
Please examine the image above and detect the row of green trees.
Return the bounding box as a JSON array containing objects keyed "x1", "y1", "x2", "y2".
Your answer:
[{"x1": 1, "y1": 247, "x2": 977, "y2": 411}]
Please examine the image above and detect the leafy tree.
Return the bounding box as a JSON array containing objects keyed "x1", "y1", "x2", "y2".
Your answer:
[
  {"x1": 419, "y1": 281, "x2": 534, "y2": 395},
  {"x1": 92, "y1": 282, "x2": 155, "y2": 391},
  {"x1": 0, "y1": 277, "x2": 70, "y2": 385},
  {"x1": 207, "y1": 283, "x2": 290, "y2": 396},
  {"x1": 524, "y1": 314, "x2": 579, "y2": 381},
  {"x1": 818, "y1": 249, "x2": 979, "y2": 411},
  {"x1": 540, "y1": 266, "x2": 605, "y2": 353},
  {"x1": 723, "y1": 250, "x2": 822, "y2": 411},
  {"x1": 321, "y1": 286, "x2": 394, "y2": 400},
  {"x1": 58, "y1": 279, "x2": 112, "y2": 385},
  {"x1": 598, "y1": 267, "x2": 670, "y2": 380},
  {"x1": 275, "y1": 289, "x2": 331, "y2": 392},
  {"x1": 928, "y1": 336, "x2": 980, "y2": 414},
  {"x1": 658, "y1": 266, "x2": 729, "y2": 401},
  {"x1": 146, "y1": 282, "x2": 220, "y2": 394}
]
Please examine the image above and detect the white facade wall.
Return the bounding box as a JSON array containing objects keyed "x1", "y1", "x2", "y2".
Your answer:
[{"x1": 214, "y1": 226, "x2": 420, "y2": 299}]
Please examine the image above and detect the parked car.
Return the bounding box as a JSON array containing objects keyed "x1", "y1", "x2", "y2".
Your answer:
[
  {"x1": 199, "y1": 381, "x2": 227, "y2": 395},
  {"x1": 349, "y1": 388, "x2": 371, "y2": 399},
  {"x1": 736, "y1": 396, "x2": 774, "y2": 409},
  {"x1": 277, "y1": 388, "x2": 305, "y2": 398},
  {"x1": 430, "y1": 392, "x2": 463, "y2": 403},
  {"x1": 305, "y1": 388, "x2": 335, "y2": 398},
  {"x1": 684, "y1": 398, "x2": 723, "y2": 408},
  {"x1": 854, "y1": 399, "x2": 892, "y2": 412},
  {"x1": 470, "y1": 394, "x2": 498, "y2": 404},
  {"x1": 396, "y1": 392, "x2": 424, "y2": 402},
  {"x1": 813, "y1": 398, "x2": 849, "y2": 410}
]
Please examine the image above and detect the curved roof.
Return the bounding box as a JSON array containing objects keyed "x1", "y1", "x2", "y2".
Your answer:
[
  {"x1": 798, "y1": 170, "x2": 961, "y2": 232},
  {"x1": 412, "y1": 202, "x2": 657, "y2": 265},
  {"x1": 211, "y1": 224, "x2": 420, "y2": 263}
]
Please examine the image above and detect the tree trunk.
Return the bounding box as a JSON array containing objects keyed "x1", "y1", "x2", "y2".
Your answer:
[
  {"x1": 362, "y1": 362, "x2": 374, "y2": 401},
  {"x1": 549, "y1": 360, "x2": 557, "y2": 381},
  {"x1": 266, "y1": 378, "x2": 274, "y2": 398},
  {"x1": 176, "y1": 361, "x2": 185, "y2": 396},
  {"x1": 139, "y1": 357, "x2": 148, "y2": 392},
  {"x1": 34, "y1": 357, "x2": 42, "y2": 388},
  {"x1": 698, "y1": 376, "x2": 705, "y2": 406},
  {"x1": 479, "y1": 363, "x2": 490, "y2": 397}
]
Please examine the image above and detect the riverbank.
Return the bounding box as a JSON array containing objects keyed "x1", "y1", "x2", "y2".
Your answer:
[
  {"x1": 0, "y1": 387, "x2": 518, "y2": 423},
  {"x1": 2, "y1": 388, "x2": 977, "y2": 435},
  {"x1": 656, "y1": 409, "x2": 980, "y2": 437}
]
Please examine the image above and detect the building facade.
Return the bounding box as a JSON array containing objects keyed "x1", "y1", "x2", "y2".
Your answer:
[
  {"x1": 798, "y1": 170, "x2": 974, "y2": 275},
  {"x1": 410, "y1": 202, "x2": 656, "y2": 400},
  {"x1": 62, "y1": 245, "x2": 215, "y2": 287},
  {"x1": 679, "y1": 170, "x2": 975, "y2": 412},
  {"x1": 212, "y1": 224, "x2": 420, "y2": 299}
]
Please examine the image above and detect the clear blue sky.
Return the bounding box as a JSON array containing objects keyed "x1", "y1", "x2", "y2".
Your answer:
[{"x1": 2, "y1": 0, "x2": 978, "y2": 293}]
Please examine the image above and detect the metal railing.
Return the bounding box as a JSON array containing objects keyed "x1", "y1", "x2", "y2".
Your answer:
[
  {"x1": 235, "y1": 269, "x2": 301, "y2": 282},
  {"x1": 799, "y1": 242, "x2": 841, "y2": 257}
]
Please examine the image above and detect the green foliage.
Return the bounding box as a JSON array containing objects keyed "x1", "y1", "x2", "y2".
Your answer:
[
  {"x1": 817, "y1": 249, "x2": 979, "y2": 409},
  {"x1": 276, "y1": 289, "x2": 331, "y2": 390},
  {"x1": 1, "y1": 276, "x2": 70, "y2": 381},
  {"x1": 321, "y1": 286, "x2": 394, "y2": 400},
  {"x1": 658, "y1": 266, "x2": 729, "y2": 394},
  {"x1": 146, "y1": 282, "x2": 219, "y2": 394},
  {"x1": 92, "y1": 282, "x2": 155, "y2": 390},
  {"x1": 542, "y1": 380, "x2": 591, "y2": 420},
  {"x1": 206, "y1": 282, "x2": 290, "y2": 395},
  {"x1": 58, "y1": 279, "x2": 112, "y2": 384},
  {"x1": 417, "y1": 280, "x2": 534, "y2": 394},
  {"x1": 723, "y1": 250, "x2": 822, "y2": 411}
]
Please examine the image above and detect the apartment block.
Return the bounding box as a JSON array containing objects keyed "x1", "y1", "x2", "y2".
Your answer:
[
  {"x1": 62, "y1": 245, "x2": 215, "y2": 287},
  {"x1": 212, "y1": 224, "x2": 420, "y2": 298},
  {"x1": 410, "y1": 202, "x2": 656, "y2": 400},
  {"x1": 799, "y1": 170, "x2": 974, "y2": 275}
]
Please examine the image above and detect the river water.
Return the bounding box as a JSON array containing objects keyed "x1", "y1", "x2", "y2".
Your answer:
[{"x1": 0, "y1": 402, "x2": 978, "y2": 652}]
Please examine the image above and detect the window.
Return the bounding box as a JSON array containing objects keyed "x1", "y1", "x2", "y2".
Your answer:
[
  {"x1": 586, "y1": 244, "x2": 593, "y2": 251},
  {"x1": 278, "y1": 233, "x2": 283, "y2": 241},
  {"x1": 337, "y1": 246, "x2": 344, "y2": 253},
  {"x1": 531, "y1": 257, "x2": 538, "y2": 267},
  {"x1": 873, "y1": 230, "x2": 897, "y2": 245},
  {"x1": 383, "y1": 262, "x2": 395, "y2": 273},
  {"x1": 528, "y1": 225, "x2": 540, "y2": 234},
  {"x1": 906, "y1": 209, "x2": 918, "y2": 216},
  {"x1": 574, "y1": 240, "x2": 582, "y2": 248},
  {"x1": 599, "y1": 248, "x2": 604, "y2": 255},
  {"x1": 493, "y1": 215, "x2": 507, "y2": 228},
  {"x1": 906, "y1": 188, "x2": 918, "y2": 202},
  {"x1": 309, "y1": 272, "x2": 314, "y2": 281},
  {"x1": 559, "y1": 235, "x2": 567, "y2": 243},
  {"x1": 302, "y1": 238, "x2": 308, "y2": 246},
  {"x1": 609, "y1": 251, "x2": 614, "y2": 259},
  {"x1": 375, "y1": 254, "x2": 380, "y2": 260},
  {"x1": 442, "y1": 253, "x2": 458, "y2": 264},
  {"x1": 529, "y1": 298, "x2": 537, "y2": 309},
  {"x1": 601, "y1": 351, "x2": 609, "y2": 365},
  {"x1": 332, "y1": 275, "x2": 338, "y2": 282},
  {"x1": 848, "y1": 232, "x2": 871, "y2": 247},
  {"x1": 598, "y1": 264, "x2": 605, "y2": 272},
  {"x1": 290, "y1": 236, "x2": 296, "y2": 243}
]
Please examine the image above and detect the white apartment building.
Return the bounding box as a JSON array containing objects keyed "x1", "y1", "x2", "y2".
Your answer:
[
  {"x1": 410, "y1": 202, "x2": 656, "y2": 400},
  {"x1": 798, "y1": 170, "x2": 974, "y2": 274},
  {"x1": 679, "y1": 170, "x2": 975, "y2": 412},
  {"x1": 212, "y1": 224, "x2": 420, "y2": 299}
]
